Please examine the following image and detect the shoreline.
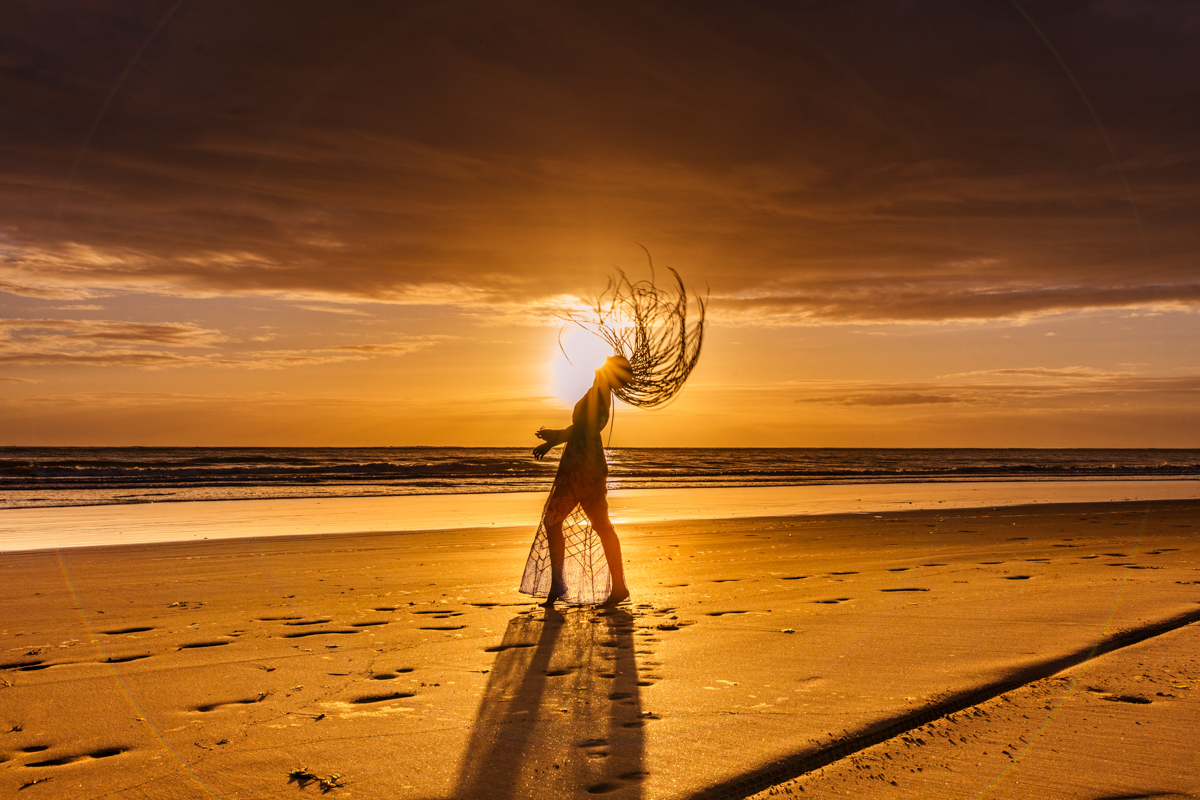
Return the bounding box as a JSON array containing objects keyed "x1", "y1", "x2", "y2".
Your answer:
[
  {"x1": 6, "y1": 473, "x2": 1200, "y2": 512},
  {"x1": 2, "y1": 478, "x2": 1199, "y2": 553}
]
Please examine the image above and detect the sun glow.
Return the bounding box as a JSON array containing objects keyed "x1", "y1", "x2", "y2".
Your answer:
[{"x1": 548, "y1": 326, "x2": 614, "y2": 406}]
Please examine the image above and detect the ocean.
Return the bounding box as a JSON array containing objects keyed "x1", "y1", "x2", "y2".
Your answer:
[{"x1": 3, "y1": 447, "x2": 1199, "y2": 510}]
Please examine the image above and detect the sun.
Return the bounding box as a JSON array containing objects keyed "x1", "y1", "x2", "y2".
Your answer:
[{"x1": 549, "y1": 326, "x2": 614, "y2": 406}]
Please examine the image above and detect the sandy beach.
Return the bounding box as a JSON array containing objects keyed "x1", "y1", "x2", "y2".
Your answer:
[{"x1": 2, "y1": 498, "x2": 1198, "y2": 799}]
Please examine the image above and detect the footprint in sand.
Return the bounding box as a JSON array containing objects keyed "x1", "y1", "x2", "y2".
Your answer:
[
  {"x1": 829, "y1": 571, "x2": 858, "y2": 576},
  {"x1": 587, "y1": 772, "x2": 649, "y2": 795},
  {"x1": 21, "y1": 746, "x2": 50, "y2": 753},
  {"x1": 888, "y1": 568, "x2": 911, "y2": 572},
  {"x1": 281, "y1": 630, "x2": 358, "y2": 638},
  {"x1": 706, "y1": 610, "x2": 749, "y2": 617},
  {"x1": 351, "y1": 620, "x2": 389, "y2": 627},
  {"x1": 283, "y1": 619, "x2": 333, "y2": 626},
  {"x1": 102, "y1": 626, "x2": 154, "y2": 635},
  {"x1": 178, "y1": 640, "x2": 231, "y2": 649},
  {"x1": 374, "y1": 606, "x2": 398, "y2": 612},
  {"x1": 484, "y1": 642, "x2": 535, "y2": 653},
  {"x1": 193, "y1": 693, "x2": 267, "y2": 712},
  {"x1": 813, "y1": 598, "x2": 851, "y2": 604},
  {"x1": 257, "y1": 615, "x2": 302, "y2": 621},
  {"x1": 880, "y1": 588, "x2": 930, "y2": 593},
  {"x1": 1003, "y1": 575, "x2": 1032, "y2": 580},
  {"x1": 780, "y1": 575, "x2": 809, "y2": 581},
  {"x1": 371, "y1": 668, "x2": 415, "y2": 679},
  {"x1": 1102, "y1": 694, "x2": 1151, "y2": 705},
  {"x1": 419, "y1": 624, "x2": 467, "y2": 631},
  {"x1": 578, "y1": 739, "x2": 610, "y2": 759},
  {"x1": 352, "y1": 691, "x2": 415, "y2": 704},
  {"x1": 711, "y1": 579, "x2": 741, "y2": 583},
  {"x1": 103, "y1": 654, "x2": 151, "y2": 664},
  {"x1": 25, "y1": 747, "x2": 126, "y2": 767}
]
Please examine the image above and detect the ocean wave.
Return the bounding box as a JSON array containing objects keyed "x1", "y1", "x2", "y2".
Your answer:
[{"x1": 3, "y1": 447, "x2": 1199, "y2": 508}]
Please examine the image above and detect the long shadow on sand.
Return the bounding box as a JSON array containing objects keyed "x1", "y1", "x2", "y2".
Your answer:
[{"x1": 455, "y1": 607, "x2": 645, "y2": 799}]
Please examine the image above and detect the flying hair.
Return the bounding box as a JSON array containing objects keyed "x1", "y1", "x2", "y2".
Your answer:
[{"x1": 564, "y1": 252, "x2": 707, "y2": 409}]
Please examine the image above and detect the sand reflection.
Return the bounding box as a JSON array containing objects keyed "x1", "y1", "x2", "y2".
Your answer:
[{"x1": 455, "y1": 607, "x2": 645, "y2": 798}]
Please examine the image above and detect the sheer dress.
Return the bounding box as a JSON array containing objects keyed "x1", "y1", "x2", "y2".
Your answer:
[{"x1": 519, "y1": 386, "x2": 612, "y2": 604}]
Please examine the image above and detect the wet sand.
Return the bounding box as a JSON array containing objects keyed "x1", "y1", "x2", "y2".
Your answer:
[
  {"x1": 1, "y1": 499, "x2": 1198, "y2": 799},
  {"x1": 3, "y1": 479, "x2": 1199, "y2": 551}
]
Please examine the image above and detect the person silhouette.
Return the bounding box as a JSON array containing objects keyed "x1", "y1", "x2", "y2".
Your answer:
[
  {"x1": 520, "y1": 265, "x2": 706, "y2": 607},
  {"x1": 525, "y1": 355, "x2": 633, "y2": 607}
]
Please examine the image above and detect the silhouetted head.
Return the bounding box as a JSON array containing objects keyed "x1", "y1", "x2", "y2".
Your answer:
[{"x1": 596, "y1": 355, "x2": 633, "y2": 389}]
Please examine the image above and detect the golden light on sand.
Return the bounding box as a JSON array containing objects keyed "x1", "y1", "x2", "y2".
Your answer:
[{"x1": 549, "y1": 325, "x2": 614, "y2": 406}]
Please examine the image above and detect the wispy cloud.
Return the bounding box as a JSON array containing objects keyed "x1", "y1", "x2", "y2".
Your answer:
[
  {"x1": 0, "y1": 318, "x2": 225, "y2": 346},
  {"x1": 940, "y1": 366, "x2": 1125, "y2": 379},
  {"x1": 797, "y1": 392, "x2": 966, "y2": 407},
  {"x1": 789, "y1": 372, "x2": 1200, "y2": 410},
  {"x1": 0, "y1": 321, "x2": 445, "y2": 370},
  {"x1": 713, "y1": 283, "x2": 1200, "y2": 325}
]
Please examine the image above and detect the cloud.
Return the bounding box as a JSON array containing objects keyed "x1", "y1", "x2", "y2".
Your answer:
[
  {"x1": 789, "y1": 372, "x2": 1200, "y2": 410},
  {"x1": 292, "y1": 304, "x2": 371, "y2": 316},
  {"x1": 0, "y1": 325, "x2": 443, "y2": 369},
  {"x1": 713, "y1": 282, "x2": 1200, "y2": 325},
  {"x1": 0, "y1": 350, "x2": 233, "y2": 368},
  {"x1": 940, "y1": 366, "x2": 1123, "y2": 379},
  {"x1": 0, "y1": 1, "x2": 1196, "y2": 324},
  {"x1": 798, "y1": 392, "x2": 965, "y2": 407},
  {"x1": 0, "y1": 317, "x2": 224, "y2": 346}
]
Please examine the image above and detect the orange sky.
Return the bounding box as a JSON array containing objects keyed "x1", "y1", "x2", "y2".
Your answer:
[{"x1": 2, "y1": 2, "x2": 1199, "y2": 447}]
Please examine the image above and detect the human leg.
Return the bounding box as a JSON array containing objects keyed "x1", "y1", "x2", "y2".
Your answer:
[
  {"x1": 540, "y1": 492, "x2": 575, "y2": 604},
  {"x1": 580, "y1": 496, "x2": 629, "y2": 606}
]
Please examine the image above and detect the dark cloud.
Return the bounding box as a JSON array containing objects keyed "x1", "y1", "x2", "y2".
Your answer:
[{"x1": 1, "y1": 1, "x2": 1198, "y2": 320}]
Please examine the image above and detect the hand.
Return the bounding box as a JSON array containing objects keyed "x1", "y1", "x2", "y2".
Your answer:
[
  {"x1": 534, "y1": 427, "x2": 552, "y2": 442},
  {"x1": 532, "y1": 442, "x2": 553, "y2": 460}
]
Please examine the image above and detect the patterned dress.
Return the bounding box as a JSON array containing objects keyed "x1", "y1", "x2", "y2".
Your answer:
[{"x1": 519, "y1": 387, "x2": 612, "y2": 604}]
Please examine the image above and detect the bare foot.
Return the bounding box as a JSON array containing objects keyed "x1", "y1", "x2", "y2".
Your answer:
[
  {"x1": 601, "y1": 587, "x2": 630, "y2": 607},
  {"x1": 541, "y1": 584, "x2": 565, "y2": 607}
]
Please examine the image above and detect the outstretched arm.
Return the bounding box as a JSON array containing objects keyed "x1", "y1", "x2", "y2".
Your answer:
[{"x1": 532, "y1": 425, "x2": 573, "y2": 459}]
